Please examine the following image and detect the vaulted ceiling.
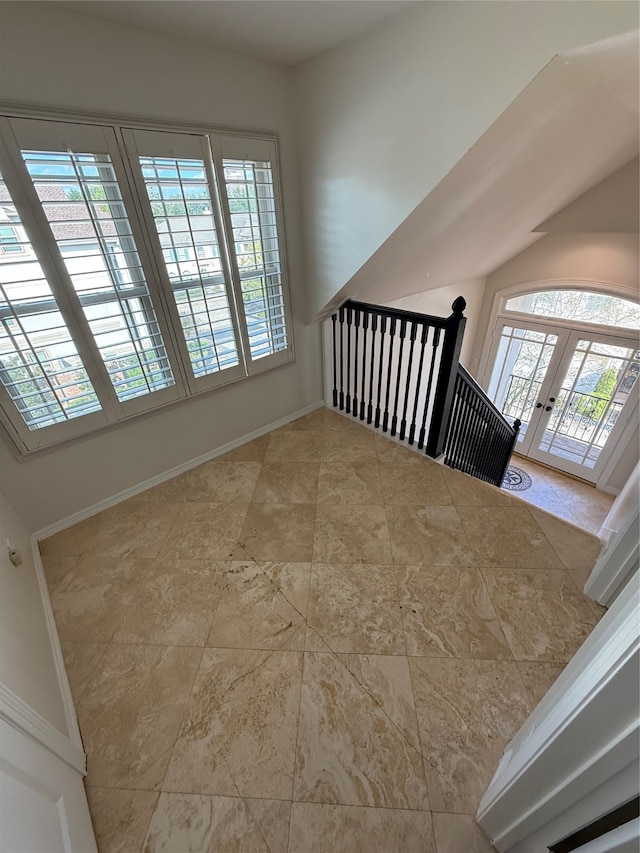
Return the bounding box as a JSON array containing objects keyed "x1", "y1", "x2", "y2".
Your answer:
[{"x1": 326, "y1": 31, "x2": 639, "y2": 315}]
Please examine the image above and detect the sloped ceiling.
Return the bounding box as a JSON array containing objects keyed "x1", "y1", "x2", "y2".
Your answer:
[
  {"x1": 322, "y1": 30, "x2": 639, "y2": 318},
  {"x1": 534, "y1": 157, "x2": 638, "y2": 233}
]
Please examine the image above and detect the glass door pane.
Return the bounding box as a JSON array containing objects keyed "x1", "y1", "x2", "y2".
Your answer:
[
  {"x1": 533, "y1": 337, "x2": 640, "y2": 472},
  {"x1": 486, "y1": 323, "x2": 561, "y2": 449}
]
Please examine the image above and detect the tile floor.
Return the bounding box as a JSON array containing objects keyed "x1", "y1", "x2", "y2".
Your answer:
[
  {"x1": 507, "y1": 454, "x2": 615, "y2": 536},
  {"x1": 40, "y1": 407, "x2": 607, "y2": 853}
]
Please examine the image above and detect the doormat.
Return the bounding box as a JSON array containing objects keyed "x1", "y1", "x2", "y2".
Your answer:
[{"x1": 502, "y1": 465, "x2": 533, "y2": 491}]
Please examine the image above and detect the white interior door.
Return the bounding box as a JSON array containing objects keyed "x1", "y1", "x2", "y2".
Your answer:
[{"x1": 0, "y1": 718, "x2": 97, "y2": 853}]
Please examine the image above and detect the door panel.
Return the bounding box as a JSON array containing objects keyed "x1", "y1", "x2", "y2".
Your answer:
[
  {"x1": 0, "y1": 718, "x2": 97, "y2": 853},
  {"x1": 485, "y1": 319, "x2": 639, "y2": 483},
  {"x1": 528, "y1": 333, "x2": 640, "y2": 481},
  {"x1": 485, "y1": 319, "x2": 567, "y2": 453}
]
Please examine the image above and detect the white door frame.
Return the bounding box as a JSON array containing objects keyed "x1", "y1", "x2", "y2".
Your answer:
[
  {"x1": 477, "y1": 573, "x2": 640, "y2": 853},
  {"x1": 525, "y1": 328, "x2": 640, "y2": 483},
  {"x1": 481, "y1": 306, "x2": 639, "y2": 486}
]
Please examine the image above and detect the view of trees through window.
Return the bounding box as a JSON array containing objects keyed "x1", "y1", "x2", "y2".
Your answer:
[{"x1": 506, "y1": 290, "x2": 640, "y2": 329}]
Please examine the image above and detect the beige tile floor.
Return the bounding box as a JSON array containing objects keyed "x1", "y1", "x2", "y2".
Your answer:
[
  {"x1": 40, "y1": 407, "x2": 607, "y2": 853},
  {"x1": 508, "y1": 454, "x2": 615, "y2": 536}
]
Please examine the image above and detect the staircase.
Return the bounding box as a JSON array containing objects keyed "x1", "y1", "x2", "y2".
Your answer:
[{"x1": 329, "y1": 298, "x2": 520, "y2": 488}]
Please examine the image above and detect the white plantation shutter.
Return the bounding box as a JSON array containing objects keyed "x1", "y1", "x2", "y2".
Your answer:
[
  {"x1": 122, "y1": 128, "x2": 246, "y2": 392},
  {"x1": 216, "y1": 135, "x2": 291, "y2": 369},
  {"x1": 0, "y1": 113, "x2": 292, "y2": 453},
  {"x1": 0, "y1": 169, "x2": 108, "y2": 446},
  {"x1": 7, "y1": 118, "x2": 184, "y2": 416}
]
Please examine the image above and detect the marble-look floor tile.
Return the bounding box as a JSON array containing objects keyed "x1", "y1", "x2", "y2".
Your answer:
[
  {"x1": 379, "y1": 461, "x2": 452, "y2": 505},
  {"x1": 396, "y1": 566, "x2": 511, "y2": 659},
  {"x1": 61, "y1": 642, "x2": 108, "y2": 703},
  {"x1": 51, "y1": 557, "x2": 150, "y2": 643},
  {"x1": 78, "y1": 645, "x2": 202, "y2": 790},
  {"x1": 293, "y1": 652, "x2": 428, "y2": 810},
  {"x1": 113, "y1": 560, "x2": 227, "y2": 647},
  {"x1": 39, "y1": 510, "x2": 114, "y2": 558},
  {"x1": 529, "y1": 508, "x2": 603, "y2": 588},
  {"x1": 85, "y1": 787, "x2": 158, "y2": 853},
  {"x1": 432, "y1": 812, "x2": 496, "y2": 853},
  {"x1": 375, "y1": 433, "x2": 424, "y2": 464},
  {"x1": 410, "y1": 657, "x2": 531, "y2": 814},
  {"x1": 443, "y1": 467, "x2": 515, "y2": 507},
  {"x1": 386, "y1": 506, "x2": 475, "y2": 566},
  {"x1": 127, "y1": 469, "x2": 201, "y2": 504},
  {"x1": 457, "y1": 506, "x2": 562, "y2": 569},
  {"x1": 236, "y1": 503, "x2": 316, "y2": 562},
  {"x1": 219, "y1": 435, "x2": 270, "y2": 463},
  {"x1": 87, "y1": 503, "x2": 180, "y2": 560},
  {"x1": 165, "y1": 503, "x2": 248, "y2": 560},
  {"x1": 306, "y1": 563, "x2": 404, "y2": 654},
  {"x1": 324, "y1": 409, "x2": 370, "y2": 433},
  {"x1": 143, "y1": 793, "x2": 290, "y2": 853},
  {"x1": 516, "y1": 661, "x2": 566, "y2": 707},
  {"x1": 483, "y1": 569, "x2": 598, "y2": 662},
  {"x1": 316, "y1": 460, "x2": 383, "y2": 505},
  {"x1": 283, "y1": 408, "x2": 326, "y2": 431},
  {"x1": 313, "y1": 504, "x2": 392, "y2": 564},
  {"x1": 252, "y1": 461, "x2": 320, "y2": 503},
  {"x1": 40, "y1": 554, "x2": 78, "y2": 595},
  {"x1": 322, "y1": 429, "x2": 378, "y2": 462},
  {"x1": 289, "y1": 802, "x2": 436, "y2": 853},
  {"x1": 265, "y1": 429, "x2": 324, "y2": 461},
  {"x1": 164, "y1": 648, "x2": 303, "y2": 800},
  {"x1": 207, "y1": 561, "x2": 310, "y2": 650},
  {"x1": 195, "y1": 461, "x2": 262, "y2": 503}
]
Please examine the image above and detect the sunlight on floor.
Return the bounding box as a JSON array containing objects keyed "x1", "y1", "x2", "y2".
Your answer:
[{"x1": 507, "y1": 454, "x2": 614, "y2": 536}]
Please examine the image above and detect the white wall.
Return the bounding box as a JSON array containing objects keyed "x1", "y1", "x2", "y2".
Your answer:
[
  {"x1": 294, "y1": 1, "x2": 639, "y2": 318},
  {"x1": 387, "y1": 278, "x2": 487, "y2": 367},
  {"x1": 469, "y1": 233, "x2": 639, "y2": 374},
  {"x1": 0, "y1": 492, "x2": 68, "y2": 735},
  {"x1": 0, "y1": 2, "x2": 323, "y2": 531}
]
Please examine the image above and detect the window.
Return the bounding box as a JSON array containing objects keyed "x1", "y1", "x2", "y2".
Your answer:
[
  {"x1": 0, "y1": 225, "x2": 25, "y2": 254},
  {"x1": 0, "y1": 115, "x2": 292, "y2": 452},
  {"x1": 505, "y1": 290, "x2": 640, "y2": 330}
]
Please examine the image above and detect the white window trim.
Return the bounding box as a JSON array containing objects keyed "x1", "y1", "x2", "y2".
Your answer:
[{"x1": 0, "y1": 104, "x2": 295, "y2": 456}]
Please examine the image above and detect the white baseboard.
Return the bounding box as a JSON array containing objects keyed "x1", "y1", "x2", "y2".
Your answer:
[
  {"x1": 30, "y1": 537, "x2": 86, "y2": 768},
  {"x1": 0, "y1": 681, "x2": 85, "y2": 775},
  {"x1": 33, "y1": 401, "x2": 325, "y2": 541}
]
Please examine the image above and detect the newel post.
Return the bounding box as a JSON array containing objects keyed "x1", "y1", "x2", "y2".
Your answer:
[{"x1": 425, "y1": 296, "x2": 467, "y2": 458}]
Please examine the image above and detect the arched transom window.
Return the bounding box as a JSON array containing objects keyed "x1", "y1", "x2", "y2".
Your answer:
[{"x1": 504, "y1": 290, "x2": 640, "y2": 330}]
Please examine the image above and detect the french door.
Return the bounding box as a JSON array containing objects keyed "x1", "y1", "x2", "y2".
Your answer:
[{"x1": 485, "y1": 318, "x2": 639, "y2": 482}]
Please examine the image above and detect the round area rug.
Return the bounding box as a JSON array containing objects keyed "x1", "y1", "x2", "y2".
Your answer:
[{"x1": 502, "y1": 465, "x2": 533, "y2": 491}]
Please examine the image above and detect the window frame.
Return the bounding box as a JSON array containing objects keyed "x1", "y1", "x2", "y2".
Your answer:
[{"x1": 0, "y1": 105, "x2": 294, "y2": 456}]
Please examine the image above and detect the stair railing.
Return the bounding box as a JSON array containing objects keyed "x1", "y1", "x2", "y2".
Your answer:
[
  {"x1": 330, "y1": 297, "x2": 520, "y2": 487},
  {"x1": 330, "y1": 296, "x2": 466, "y2": 454},
  {"x1": 444, "y1": 364, "x2": 521, "y2": 486}
]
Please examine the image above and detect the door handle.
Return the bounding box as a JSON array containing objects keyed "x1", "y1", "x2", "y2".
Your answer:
[{"x1": 535, "y1": 402, "x2": 543, "y2": 409}]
